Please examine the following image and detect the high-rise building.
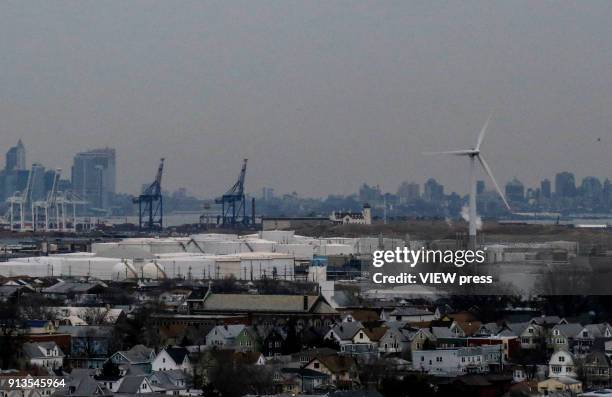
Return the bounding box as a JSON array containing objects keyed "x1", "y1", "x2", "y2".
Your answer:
[
  {"x1": 358, "y1": 183, "x2": 382, "y2": 203},
  {"x1": 505, "y1": 178, "x2": 525, "y2": 203},
  {"x1": 541, "y1": 179, "x2": 552, "y2": 199},
  {"x1": 262, "y1": 187, "x2": 275, "y2": 201},
  {"x1": 476, "y1": 180, "x2": 485, "y2": 195},
  {"x1": 423, "y1": 178, "x2": 444, "y2": 203},
  {"x1": 397, "y1": 181, "x2": 420, "y2": 203},
  {"x1": 555, "y1": 172, "x2": 576, "y2": 198},
  {"x1": 71, "y1": 148, "x2": 116, "y2": 210},
  {"x1": 580, "y1": 176, "x2": 603, "y2": 200},
  {"x1": 29, "y1": 163, "x2": 47, "y2": 202},
  {"x1": 5, "y1": 139, "x2": 26, "y2": 171}
]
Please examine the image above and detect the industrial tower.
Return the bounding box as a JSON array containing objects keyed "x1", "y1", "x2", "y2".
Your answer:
[
  {"x1": 215, "y1": 158, "x2": 251, "y2": 227},
  {"x1": 133, "y1": 158, "x2": 164, "y2": 230}
]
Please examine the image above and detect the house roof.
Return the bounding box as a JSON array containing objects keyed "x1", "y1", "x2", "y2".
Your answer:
[
  {"x1": 328, "y1": 322, "x2": 364, "y2": 340},
  {"x1": 431, "y1": 326, "x2": 454, "y2": 339},
  {"x1": 389, "y1": 307, "x2": 433, "y2": 317},
  {"x1": 117, "y1": 344, "x2": 155, "y2": 364},
  {"x1": 343, "y1": 309, "x2": 379, "y2": 322},
  {"x1": 66, "y1": 370, "x2": 104, "y2": 396},
  {"x1": 234, "y1": 351, "x2": 264, "y2": 365},
  {"x1": 498, "y1": 322, "x2": 530, "y2": 337},
  {"x1": 330, "y1": 391, "x2": 384, "y2": 397},
  {"x1": 553, "y1": 323, "x2": 584, "y2": 338},
  {"x1": 448, "y1": 311, "x2": 478, "y2": 323},
  {"x1": 0, "y1": 285, "x2": 28, "y2": 298},
  {"x1": 584, "y1": 351, "x2": 612, "y2": 367},
  {"x1": 22, "y1": 342, "x2": 64, "y2": 359},
  {"x1": 194, "y1": 293, "x2": 336, "y2": 314},
  {"x1": 453, "y1": 320, "x2": 482, "y2": 336},
  {"x1": 530, "y1": 315, "x2": 563, "y2": 326},
  {"x1": 363, "y1": 326, "x2": 387, "y2": 342},
  {"x1": 42, "y1": 281, "x2": 105, "y2": 295},
  {"x1": 56, "y1": 325, "x2": 114, "y2": 338},
  {"x1": 116, "y1": 375, "x2": 148, "y2": 393},
  {"x1": 208, "y1": 324, "x2": 246, "y2": 339},
  {"x1": 164, "y1": 347, "x2": 189, "y2": 365},
  {"x1": 312, "y1": 355, "x2": 357, "y2": 374},
  {"x1": 585, "y1": 323, "x2": 610, "y2": 338}
]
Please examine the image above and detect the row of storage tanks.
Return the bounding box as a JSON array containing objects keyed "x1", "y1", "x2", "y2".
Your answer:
[{"x1": 0, "y1": 231, "x2": 411, "y2": 281}]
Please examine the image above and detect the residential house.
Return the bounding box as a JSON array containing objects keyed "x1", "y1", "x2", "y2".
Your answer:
[
  {"x1": 474, "y1": 322, "x2": 502, "y2": 337},
  {"x1": 114, "y1": 375, "x2": 155, "y2": 394},
  {"x1": 378, "y1": 326, "x2": 412, "y2": 354},
  {"x1": 303, "y1": 355, "x2": 358, "y2": 389},
  {"x1": 384, "y1": 307, "x2": 435, "y2": 323},
  {"x1": 583, "y1": 351, "x2": 612, "y2": 389},
  {"x1": 548, "y1": 350, "x2": 576, "y2": 378},
  {"x1": 235, "y1": 326, "x2": 259, "y2": 352},
  {"x1": 234, "y1": 351, "x2": 266, "y2": 366},
  {"x1": 325, "y1": 322, "x2": 365, "y2": 346},
  {"x1": 41, "y1": 281, "x2": 108, "y2": 305},
  {"x1": 341, "y1": 310, "x2": 379, "y2": 323},
  {"x1": 549, "y1": 323, "x2": 583, "y2": 352},
  {"x1": 449, "y1": 319, "x2": 482, "y2": 337},
  {"x1": 537, "y1": 376, "x2": 582, "y2": 395},
  {"x1": 498, "y1": 322, "x2": 544, "y2": 350},
  {"x1": 262, "y1": 328, "x2": 287, "y2": 357},
  {"x1": 152, "y1": 346, "x2": 192, "y2": 374},
  {"x1": 410, "y1": 328, "x2": 436, "y2": 352},
  {"x1": 109, "y1": 345, "x2": 156, "y2": 374},
  {"x1": 24, "y1": 319, "x2": 57, "y2": 335},
  {"x1": 431, "y1": 326, "x2": 465, "y2": 348},
  {"x1": 22, "y1": 342, "x2": 65, "y2": 369},
  {"x1": 149, "y1": 369, "x2": 195, "y2": 395},
  {"x1": 412, "y1": 346, "x2": 501, "y2": 377},
  {"x1": 206, "y1": 324, "x2": 246, "y2": 348}
]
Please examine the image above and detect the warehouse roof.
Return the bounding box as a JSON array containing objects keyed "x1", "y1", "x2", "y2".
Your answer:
[{"x1": 191, "y1": 293, "x2": 337, "y2": 314}]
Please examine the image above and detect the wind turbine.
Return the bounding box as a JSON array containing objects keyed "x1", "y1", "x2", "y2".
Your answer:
[{"x1": 424, "y1": 116, "x2": 510, "y2": 248}]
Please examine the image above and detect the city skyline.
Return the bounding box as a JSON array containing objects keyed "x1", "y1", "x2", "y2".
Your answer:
[
  {"x1": 1, "y1": 2, "x2": 612, "y2": 197},
  {"x1": 4, "y1": 137, "x2": 612, "y2": 201}
]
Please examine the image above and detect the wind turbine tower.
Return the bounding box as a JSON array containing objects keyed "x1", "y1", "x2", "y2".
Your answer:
[{"x1": 425, "y1": 117, "x2": 511, "y2": 249}]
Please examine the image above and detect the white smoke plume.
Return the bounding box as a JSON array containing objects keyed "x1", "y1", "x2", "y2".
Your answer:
[{"x1": 461, "y1": 205, "x2": 482, "y2": 230}]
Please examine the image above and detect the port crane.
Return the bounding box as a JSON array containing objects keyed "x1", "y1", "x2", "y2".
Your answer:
[
  {"x1": 33, "y1": 168, "x2": 61, "y2": 231},
  {"x1": 215, "y1": 158, "x2": 251, "y2": 227},
  {"x1": 133, "y1": 158, "x2": 164, "y2": 231}
]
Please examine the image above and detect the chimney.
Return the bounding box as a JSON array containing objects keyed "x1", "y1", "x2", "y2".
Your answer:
[{"x1": 303, "y1": 295, "x2": 309, "y2": 311}]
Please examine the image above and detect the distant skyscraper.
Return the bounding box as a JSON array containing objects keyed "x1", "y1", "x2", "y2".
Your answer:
[
  {"x1": 262, "y1": 187, "x2": 275, "y2": 201},
  {"x1": 29, "y1": 163, "x2": 46, "y2": 201},
  {"x1": 540, "y1": 178, "x2": 551, "y2": 199},
  {"x1": 555, "y1": 172, "x2": 576, "y2": 198},
  {"x1": 71, "y1": 148, "x2": 116, "y2": 210},
  {"x1": 580, "y1": 176, "x2": 603, "y2": 200},
  {"x1": 358, "y1": 183, "x2": 382, "y2": 203},
  {"x1": 5, "y1": 139, "x2": 26, "y2": 171},
  {"x1": 423, "y1": 178, "x2": 444, "y2": 203},
  {"x1": 505, "y1": 178, "x2": 525, "y2": 203},
  {"x1": 397, "y1": 181, "x2": 420, "y2": 203},
  {"x1": 476, "y1": 180, "x2": 485, "y2": 195}
]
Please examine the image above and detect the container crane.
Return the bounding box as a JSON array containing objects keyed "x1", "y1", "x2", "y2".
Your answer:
[
  {"x1": 215, "y1": 158, "x2": 251, "y2": 227},
  {"x1": 33, "y1": 168, "x2": 61, "y2": 231},
  {"x1": 133, "y1": 158, "x2": 164, "y2": 230}
]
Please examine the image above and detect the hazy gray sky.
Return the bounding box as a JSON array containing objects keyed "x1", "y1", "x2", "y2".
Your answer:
[{"x1": 1, "y1": 1, "x2": 612, "y2": 197}]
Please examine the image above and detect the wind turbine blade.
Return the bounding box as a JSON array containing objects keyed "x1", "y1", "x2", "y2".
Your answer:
[
  {"x1": 477, "y1": 154, "x2": 511, "y2": 210},
  {"x1": 475, "y1": 115, "x2": 492, "y2": 151},
  {"x1": 423, "y1": 150, "x2": 475, "y2": 156}
]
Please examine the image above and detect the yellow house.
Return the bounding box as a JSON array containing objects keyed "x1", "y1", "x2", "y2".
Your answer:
[{"x1": 537, "y1": 377, "x2": 582, "y2": 395}]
